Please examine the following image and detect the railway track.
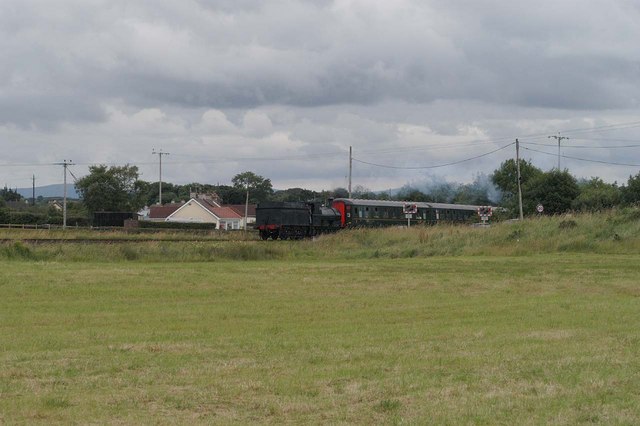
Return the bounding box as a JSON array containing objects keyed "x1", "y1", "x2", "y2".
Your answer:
[{"x1": 0, "y1": 238, "x2": 253, "y2": 244}]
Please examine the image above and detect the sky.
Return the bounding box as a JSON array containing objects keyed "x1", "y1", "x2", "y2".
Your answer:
[{"x1": 1, "y1": 0, "x2": 640, "y2": 193}]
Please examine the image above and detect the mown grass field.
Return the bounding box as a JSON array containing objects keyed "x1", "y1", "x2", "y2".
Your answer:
[
  {"x1": 2, "y1": 250, "x2": 640, "y2": 423},
  {"x1": 2, "y1": 210, "x2": 640, "y2": 423}
]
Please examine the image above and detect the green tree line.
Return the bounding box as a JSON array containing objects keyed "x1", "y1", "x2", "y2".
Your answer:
[
  {"x1": 491, "y1": 159, "x2": 640, "y2": 215},
  {"x1": 4, "y1": 162, "x2": 640, "y2": 225}
]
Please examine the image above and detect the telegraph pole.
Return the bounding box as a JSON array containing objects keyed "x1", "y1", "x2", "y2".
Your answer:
[
  {"x1": 515, "y1": 139, "x2": 524, "y2": 221},
  {"x1": 55, "y1": 160, "x2": 74, "y2": 229},
  {"x1": 348, "y1": 146, "x2": 352, "y2": 198},
  {"x1": 244, "y1": 182, "x2": 249, "y2": 232},
  {"x1": 548, "y1": 133, "x2": 569, "y2": 170},
  {"x1": 32, "y1": 174, "x2": 36, "y2": 206},
  {"x1": 152, "y1": 149, "x2": 169, "y2": 205}
]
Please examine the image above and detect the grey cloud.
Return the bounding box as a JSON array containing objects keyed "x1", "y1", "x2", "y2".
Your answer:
[
  {"x1": 2, "y1": 0, "x2": 640, "y2": 191},
  {"x1": 3, "y1": 0, "x2": 639, "y2": 128},
  {"x1": 0, "y1": 94, "x2": 105, "y2": 129}
]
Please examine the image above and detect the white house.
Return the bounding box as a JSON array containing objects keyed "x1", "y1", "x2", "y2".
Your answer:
[{"x1": 165, "y1": 198, "x2": 244, "y2": 230}]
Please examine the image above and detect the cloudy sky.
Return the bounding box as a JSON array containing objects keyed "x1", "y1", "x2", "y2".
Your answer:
[{"x1": 1, "y1": 0, "x2": 640, "y2": 193}]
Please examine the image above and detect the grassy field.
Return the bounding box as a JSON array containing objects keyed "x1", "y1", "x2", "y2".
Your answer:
[
  {"x1": 2, "y1": 208, "x2": 640, "y2": 262},
  {"x1": 0, "y1": 227, "x2": 257, "y2": 242},
  {"x1": 2, "y1": 252, "x2": 640, "y2": 424}
]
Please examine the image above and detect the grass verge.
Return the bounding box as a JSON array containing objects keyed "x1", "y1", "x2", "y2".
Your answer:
[{"x1": 2, "y1": 208, "x2": 640, "y2": 262}]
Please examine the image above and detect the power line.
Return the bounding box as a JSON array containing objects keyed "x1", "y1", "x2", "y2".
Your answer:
[
  {"x1": 0, "y1": 162, "x2": 59, "y2": 168},
  {"x1": 522, "y1": 146, "x2": 640, "y2": 167},
  {"x1": 548, "y1": 134, "x2": 569, "y2": 170},
  {"x1": 159, "y1": 150, "x2": 347, "y2": 162},
  {"x1": 521, "y1": 141, "x2": 640, "y2": 149},
  {"x1": 557, "y1": 121, "x2": 640, "y2": 136},
  {"x1": 2, "y1": 120, "x2": 640, "y2": 172},
  {"x1": 352, "y1": 142, "x2": 514, "y2": 170},
  {"x1": 67, "y1": 168, "x2": 80, "y2": 183},
  {"x1": 356, "y1": 140, "x2": 505, "y2": 156},
  {"x1": 570, "y1": 137, "x2": 640, "y2": 142},
  {"x1": 516, "y1": 121, "x2": 640, "y2": 143}
]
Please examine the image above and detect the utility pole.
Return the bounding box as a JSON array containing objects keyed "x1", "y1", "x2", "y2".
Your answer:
[
  {"x1": 515, "y1": 139, "x2": 524, "y2": 221},
  {"x1": 55, "y1": 160, "x2": 74, "y2": 229},
  {"x1": 152, "y1": 149, "x2": 169, "y2": 205},
  {"x1": 548, "y1": 133, "x2": 569, "y2": 170},
  {"x1": 32, "y1": 174, "x2": 36, "y2": 206},
  {"x1": 244, "y1": 182, "x2": 249, "y2": 232},
  {"x1": 348, "y1": 146, "x2": 352, "y2": 198}
]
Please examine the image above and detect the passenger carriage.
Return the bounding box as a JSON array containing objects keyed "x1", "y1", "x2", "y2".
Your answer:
[{"x1": 330, "y1": 198, "x2": 478, "y2": 227}]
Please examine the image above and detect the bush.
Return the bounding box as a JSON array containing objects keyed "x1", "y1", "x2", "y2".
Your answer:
[
  {"x1": 47, "y1": 215, "x2": 91, "y2": 227},
  {"x1": 138, "y1": 221, "x2": 217, "y2": 230},
  {"x1": 2, "y1": 242, "x2": 38, "y2": 260},
  {"x1": 0, "y1": 209, "x2": 89, "y2": 226},
  {"x1": 559, "y1": 220, "x2": 577, "y2": 229}
]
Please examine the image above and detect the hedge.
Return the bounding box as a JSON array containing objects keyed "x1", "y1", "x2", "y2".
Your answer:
[
  {"x1": 137, "y1": 221, "x2": 217, "y2": 230},
  {"x1": 0, "y1": 209, "x2": 90, "y2": 226}
]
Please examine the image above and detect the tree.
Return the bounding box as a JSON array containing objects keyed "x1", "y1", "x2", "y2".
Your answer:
[
  {"x1": 352, "y1": 185, "x2": 377, "y2": 199},
  {"x1": 523, "y1": 170, "x2": 579, "y2": 215},
  {"x1": 232, "y1": 171, "x2": 273, "y2": 204},
  {"x1": 621, "y1": 172, "x2": 640, "y2": 205},
  {"x1": 452, "y1": 174, "x2": 495, "y2": 205},
  {"x1": 331, "y1": 187, "x2": 349, "y2": 198},
  {"x1": 572, "y1": 178, "x2": 621, "y2": 212},
  {"x1": 1, "y1": 186, "x2": 22, "y2": 202},
  {"x1": 272, "y1": 188, "x2": 317, "y2": 202},
  {"x1": 396, "y1": 188, "x2": 431, "y2": 202},
  {"x1": 492, "y1": 159, "x2": 543, "y2": 213},
  {"x1": 452, "y1": 184, "x2": 491, "y2": 205},
  {"x1": 133, "y1": 180, "x2": 153, "y2": 206},
  {"x1": 75, "y1": 165, "x2": 142, "y2": 214},
  {"x1": 212, "y1": 185, "x2": 245, "y2": 204}
]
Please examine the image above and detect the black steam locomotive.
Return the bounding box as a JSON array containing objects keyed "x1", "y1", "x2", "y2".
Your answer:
[
  {"x1": 256, "y1": 198, "x2": 481, "y2": 240},
  {"x1": 255, "y1": 201, "x2": 342, "y2": 240}
]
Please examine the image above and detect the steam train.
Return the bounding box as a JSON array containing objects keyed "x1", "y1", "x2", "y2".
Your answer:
[{"x1": 255, "y1": 198, "x2": 481, "y2": 240}]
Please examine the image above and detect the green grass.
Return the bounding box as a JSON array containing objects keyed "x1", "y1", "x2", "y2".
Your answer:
[
  {"x1": 0, "y1": 227, "x2": 258, "y2": 241},
  {"x1": 1, "y1": 255, "x2": 640, "y2": 423},
  {"x1": 3, "y1": 208, "x2": 640, "y2": 262}
]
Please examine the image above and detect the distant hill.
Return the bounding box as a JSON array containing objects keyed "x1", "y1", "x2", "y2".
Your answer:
[{"x1": 16, "y1": 184, "x2": 79, "y2": 199}]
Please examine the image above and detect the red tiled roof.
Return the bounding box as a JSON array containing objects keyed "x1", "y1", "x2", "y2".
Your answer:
[
  {"x1": 148, "y1": 203, "x2": 183, "y2": 219},
  {"x1": 198, "y1": 198, "x2": 219, "y2": 209},
  {"x1": 226, "y1": 204, "x2": 256, "y2": 217},
  {"x1": 208, "y1": 206, "x2": 242, "y2": 219}
]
